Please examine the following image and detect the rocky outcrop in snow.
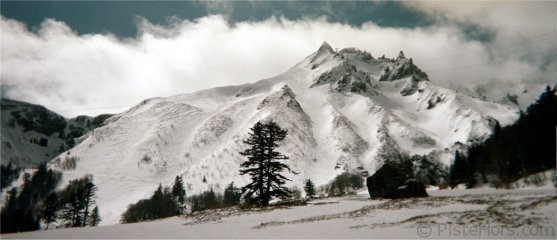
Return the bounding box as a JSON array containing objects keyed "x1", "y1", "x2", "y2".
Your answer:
[
  {"x1": 379, "y1": 52, "x2": 429, "y2": 83},
  {"x1": 311, "y1": 61, "x2": 377, "y2": 96}
]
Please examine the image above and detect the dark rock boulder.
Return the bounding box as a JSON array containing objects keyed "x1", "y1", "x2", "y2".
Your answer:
[
  {"x1": 384, "y1": 179, "x2": 428, "y2": 199},
  {"x1": 366, "y1": 160, "x2": 428, "y2": 199}
]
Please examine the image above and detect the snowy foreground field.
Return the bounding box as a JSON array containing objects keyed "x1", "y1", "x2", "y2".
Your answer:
[{"x1": 4, "y1": 188, "x2": 556, "y2": 239}]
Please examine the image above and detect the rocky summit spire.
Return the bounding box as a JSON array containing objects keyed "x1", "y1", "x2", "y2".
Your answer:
[
  {"x1": 310, "y1": 41, "x2": 336, "y2": 65},
  {"x1": 317, "y1": 41, "x2": 335, "y2": 54},
  {"x1": 397, "y1": 51, "x2": 405, "y2": 60}
]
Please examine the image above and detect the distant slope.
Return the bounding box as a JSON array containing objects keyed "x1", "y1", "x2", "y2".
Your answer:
[
  {"x1": 48, "y1": 42, "x2": 519, "y2": 225},
  {"x1": 459, "y1": 87, "x2": 557, "y2": 187},
  {"x1": 1, "y1": 98, "x2": 112, "y2": 167}
]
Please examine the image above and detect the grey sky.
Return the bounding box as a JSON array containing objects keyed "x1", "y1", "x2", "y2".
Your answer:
[
  {"x1": 1, "y1": 1, "x2": 556, "y2": 117},
  {"x1": 1, "y1": 1, "x2": 432, "y2": 37}
]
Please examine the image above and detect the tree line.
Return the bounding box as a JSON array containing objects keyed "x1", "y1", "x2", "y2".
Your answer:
[
  {"x1": 1, "y1": 163, "x2": 100, "y2": 233},
  {"x1": 186, "y1": 182, "x2": 243, "y2": 212},
  {"x1": 1, "y1": 161, "x2": 21, "y2": 190},
  {"x1": 121, "y1": 176, "x2": 187, "y2": 223},
  {"x1": 450, "y1": 86, "x2": 556, "y2": 188}
]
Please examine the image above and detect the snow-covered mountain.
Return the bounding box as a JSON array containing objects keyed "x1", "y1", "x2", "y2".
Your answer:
[
  {"x1": 44, "y1": 42, "x2": 518, "y2": 225},
  {"x1": 0, "y1": 98, "x2": 112, "y2": 167},
  {"x1": 453, "y1": 81, "x2": 551, "y2": 111}
]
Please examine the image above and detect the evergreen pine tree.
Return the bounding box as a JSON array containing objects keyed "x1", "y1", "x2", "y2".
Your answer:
[
  {"x1": 61, "y1": 201, "x2": 75, "y2": 228},
  {"x1": 71, "y1": 188, "x2": 84, "y2": 227},
  {"x1": 81, "y1": 178, "x2": 97, "y2": 227},
  {"x1": 304, "y1": 179, "x2": 316, "y2": 199},
  {"x1": 239, "y1": 122, "x2": 266, "y2": 205},
  {"x1": 89, "y1": 206, "x2": 101, "y2": 226},
  {"x1": 1, "y1": 162, "x2": 62, "y2": 233},
  {"x1": 450, "y1": 151, "x2": 469, "y2": 188},
  {"x1": 0, "y1": 187, "x2": 19, "y2": 233},
  {"x1": 239, "y1": 121, "x2": 296, "y2": 206},
  {"x1": 223, "y1": 182, "x2": 241, "y2": 207},
  {"x1": 152, "y1": 184, "x2": 164, "y2": 218},
  {"x1": 41, "y1": 192, "x2": 59, "y2": 230},
  {"x1": 121, "y1": 184, "x2": 179, "y2": 223},
  {"x1": 1, "y1": 162, "x2": 21, "y2": 190},
  {"x1": 463, "y1": 86, "x2": 556, "y2": 186},
  {"x1": 171, "y1": 175, "x2": 186, "y2": 213},
  {"x1": 59, "y1": 176, "x2": 98, "y2": 228}
]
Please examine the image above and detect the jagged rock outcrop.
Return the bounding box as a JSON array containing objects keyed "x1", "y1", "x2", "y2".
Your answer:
[
  {"x1": 311, "y1": 61, "x2": 377, "y2": 95},
  {"x1": 339, "y1": 48, "x2": 373, "y2": 61},
  {"x1": 379, "y1": 51, "x2": 429, "y2": 83}
]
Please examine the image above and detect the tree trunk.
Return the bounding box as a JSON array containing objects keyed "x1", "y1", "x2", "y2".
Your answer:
[{"x1": 82, "y1": 190, "x2": 91, "y2": 227}]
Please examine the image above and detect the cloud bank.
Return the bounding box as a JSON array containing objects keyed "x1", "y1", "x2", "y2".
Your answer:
[{"x1": 1, "y1": 2, "x2": 555, "y2": 117}]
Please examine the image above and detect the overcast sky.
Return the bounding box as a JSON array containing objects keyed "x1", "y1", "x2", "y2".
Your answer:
[{"x1": 1, "y1": 1, "x2": 556, "y2": 117}]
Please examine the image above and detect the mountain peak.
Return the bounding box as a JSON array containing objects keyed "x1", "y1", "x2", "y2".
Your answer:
[
  {"x1": 317, "y1": 41, "x2": 335, "y2": 54},
  {"x1": 397, "y1": 51, "x2": 405, "y2": 60},
  {"x1": 257, "y1": 85, "x2": 302, "y2": 112},
  {"x1": 310, "y1": 41, "x2": 336, "y2": 66},
  {"x1": 280, "y1": 84, "x2": 295, "y2": 97}
]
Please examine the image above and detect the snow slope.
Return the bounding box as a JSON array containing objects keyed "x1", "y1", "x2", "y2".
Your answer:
[
  {"x1": 509, "y1": 170, "x2": 556, "y2": 189},
  {"x1": 3, "y1": 188, "x2": 555, "y2": 239},
  {"x1": 49, "y1": 42, "x2": 519, "y2": 225}
]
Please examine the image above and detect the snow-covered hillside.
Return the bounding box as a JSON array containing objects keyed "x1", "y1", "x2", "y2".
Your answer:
[
  {"x1": 0, "y1": 98, "x2": 112, "y2": 167},
  {"x1": 49, "y1": 42, "x2": 519, "y2": 225}
]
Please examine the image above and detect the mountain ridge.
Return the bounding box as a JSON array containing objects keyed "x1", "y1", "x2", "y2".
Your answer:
[
  {"x1": 2, "y1": 43, "x2": 519, "y2": 225},
  {"x1": 0, "y1": 98, "x2": 113, "y2": 167}
]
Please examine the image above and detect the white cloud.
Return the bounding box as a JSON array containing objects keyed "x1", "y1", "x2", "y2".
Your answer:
[
  {"x1": 402, "y1": 1, "x2": 557, "y2": 107},
  {"x1": 1, "y1": 5, "x2": 555, "y2": 117}
]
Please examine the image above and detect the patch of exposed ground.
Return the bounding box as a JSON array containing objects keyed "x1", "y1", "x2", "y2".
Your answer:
[
  {"x1": 254, "y1": 194, "x2": 557, "y2": 230},
  {"x1": 184, "y1": 203, "x2": 305, "y2": 225}
]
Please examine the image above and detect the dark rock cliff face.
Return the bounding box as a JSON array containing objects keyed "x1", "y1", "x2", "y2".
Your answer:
[
  {"x1": 1, "y1": 98, "x2": 113, "y2": 166},
  {"x1": 1, "y1": 99, "x2": 67, "y2": 137}
]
